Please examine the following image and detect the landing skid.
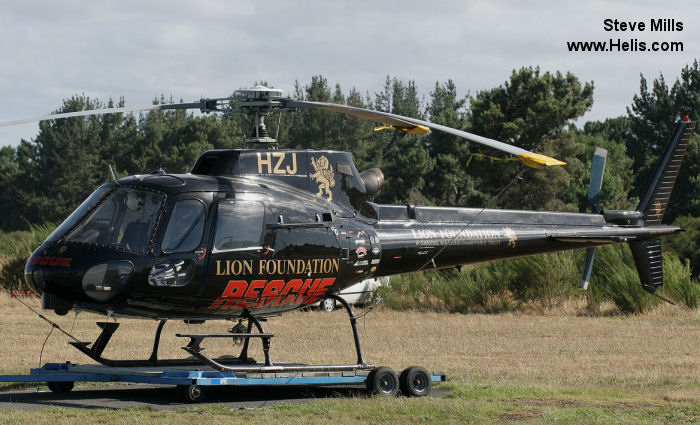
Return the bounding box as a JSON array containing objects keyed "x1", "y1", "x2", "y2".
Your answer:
[
  {"x1": 178, "y1": 295, "x2": 373, "y2": 373},
  {"x1": 68, "y1": 319, "x2": 255, "y2": 368},
  {"x1": 68, "y1": 295, "x2": 370, "y2": 372}
]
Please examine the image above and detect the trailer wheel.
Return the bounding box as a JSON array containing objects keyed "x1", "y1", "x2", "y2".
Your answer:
[
  {"x1": 47, "y1": 381, "x2": 74, "y2": 393},
  {"x1": 177, "y1": 384, "x2": 206, "y2": 403},
  {"x1": 399, "y1": 366, "x2": 431, "y2": 397},
  {"x1": 366, "y1": 366, "x2": 399, "y2": 396}
]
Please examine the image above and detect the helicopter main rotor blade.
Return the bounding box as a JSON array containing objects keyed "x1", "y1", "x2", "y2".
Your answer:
[
  {"x1": 285, "y1": 99, "x2": 565, "y2": 169},
  {"x1": 0, "y1": 100, "x2": 222, "y2": 128}
]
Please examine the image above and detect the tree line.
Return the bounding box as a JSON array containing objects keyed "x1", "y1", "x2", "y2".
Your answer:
[{"x1": 0, "y1": 63, "x2": 698, "y2": 274}]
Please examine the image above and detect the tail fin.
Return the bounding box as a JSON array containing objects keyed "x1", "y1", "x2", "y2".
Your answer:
[
  {"x1": 636, "y1": 120, "x2": 696, "y2": 225},
  {"x1": 630, "y1": 120, "x2": 696, "y2": 292}
]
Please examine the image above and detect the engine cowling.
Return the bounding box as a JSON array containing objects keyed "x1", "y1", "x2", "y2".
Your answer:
[{"x1": 360, "y1": 168, "x2": 384, "y2": 196}]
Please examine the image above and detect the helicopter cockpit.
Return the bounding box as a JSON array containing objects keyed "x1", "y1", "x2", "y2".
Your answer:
[{"x1": 63, "y1": 188, "x2": 164, "y2": 253}]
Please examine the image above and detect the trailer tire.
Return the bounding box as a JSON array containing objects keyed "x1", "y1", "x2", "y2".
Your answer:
[
  {"x1": 366, "y1": 366, "x2": 399, "y2": 396},
  {"x1": 177, "y1": 384, "x2": 206, "y2": 403},
  {"x1": 47, "y1": 381, "x2": 74, "y2": 393},
  {"x1": 399, "y1": 366, "x2": 431, "y2": 397}
]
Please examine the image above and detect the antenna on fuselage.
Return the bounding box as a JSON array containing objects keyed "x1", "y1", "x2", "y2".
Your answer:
[{"x1": 108, "y1": 164, "x2": 120, "y2": 186}]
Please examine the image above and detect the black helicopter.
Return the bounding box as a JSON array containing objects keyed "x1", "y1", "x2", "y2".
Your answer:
[{"x1": 2, "y1": 86, "x2": 694, "y2": 377}]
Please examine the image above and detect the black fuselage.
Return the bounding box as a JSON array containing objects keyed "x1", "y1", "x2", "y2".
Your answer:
[{"x1": 24, "y1": 149, "x2": 679, "y2": 320}]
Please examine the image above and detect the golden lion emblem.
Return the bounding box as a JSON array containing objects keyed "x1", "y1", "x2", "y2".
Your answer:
[
  {"x1": 503, "y1": 227, "x2": 517, "y2": 248},
  {"x1": 310, "y1": 155, "x2": 335, "y2": 200}
]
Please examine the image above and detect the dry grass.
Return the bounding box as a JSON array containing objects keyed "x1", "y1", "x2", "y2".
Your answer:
[{"x1": 0, "y1": 294, "x2": 698, "y2": 402}]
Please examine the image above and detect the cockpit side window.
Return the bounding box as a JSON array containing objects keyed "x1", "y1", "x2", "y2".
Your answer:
[
  {"x1": 65, "y1": 188, "x2": 165, "y2": 254},
  {"x1": 213, "y1": 200, "x2": 264, "y2": 252},
  {"x1": 161, "y1": 199, "x2": 206, "y2": 253}
]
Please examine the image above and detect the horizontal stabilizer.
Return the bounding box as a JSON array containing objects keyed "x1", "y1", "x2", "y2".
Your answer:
[{"x1": 552, "y1": 235, "x2": 631, "y2": 244}]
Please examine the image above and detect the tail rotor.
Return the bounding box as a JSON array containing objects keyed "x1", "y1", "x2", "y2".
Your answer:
[{"x1": 579, "y1": 147, "x2": 608, "y2": 290}]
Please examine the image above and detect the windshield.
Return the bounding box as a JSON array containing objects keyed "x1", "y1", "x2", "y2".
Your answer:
[
  {"x1": 46, "y1": 185, "x2": 114, "y2": 243},
  {"x1": 65, "y1": 188, "x2": 165, "y2": 253}
]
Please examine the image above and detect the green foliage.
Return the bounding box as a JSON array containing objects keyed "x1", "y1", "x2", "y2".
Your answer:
[
  {"x1": 570, "y1": 132, "x2": 637, "y2": 211},
  {"x1": 424, "y1": 80, "x2": 472, "y2": 206},
  {"x1": 0, "y1": 96, "x2": 241, "y2": 231},
  {"x1": 665, "y1": 215, "x2": 700, "y2": 277},
  {"x1": 454, "y1": 263, "x2": 513, "y2": 312},
  {"x1": 470, "y1": 67, "x2": 594, "y2": 152},
  {"x1": 591, "y1": 244, "x2": 659, "y2": 314},
  {"x1": 372, "y1": 77, "x2": 437, "y2": 204},
  {"x1": 660, "y1": 254, "x2": 699, "y2": 309},
  {"x1": 506, "y1": 252, "x2": 581, "y2": 308},
  {"x1": 378, "y1": 264, "x2": 514, "y2": 313},
  {"x1": 468, "y1": 67, "x2": 595, "y2": 211},
  {"x1": 379, "y1": 244, "x2": 696, "y2": 314},
  {"x1": 0, "y1": 223, "x2": 56, "y2": 291},
  {"x1": 627, "y1": 61, "x2": 700, "y2": 221}
]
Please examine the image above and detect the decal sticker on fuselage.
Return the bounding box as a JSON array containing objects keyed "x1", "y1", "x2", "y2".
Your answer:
[
  {"x1": 215, "y1": 258, "x2": 340, "y2": 276},
  {"x1": 208, "y1": 277, "x2": 336, "y2": 310},
  {"x1": 256, "y1": 152, "x2": 298, "y2": 175},
  {"x1": 30, "y1": 256, "x2": 72, "y2": 267},
  {"x1": 410, "y1": 227, "x2": 518, "y2": 247},
  {"x1": 503, "y1": 227, "x2": 517, "y2": 248},
  {"x1": 310, "y1": 155, "x2": 335, "y2": 201}
]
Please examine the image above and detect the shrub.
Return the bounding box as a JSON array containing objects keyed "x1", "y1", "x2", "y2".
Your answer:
[
  {"x1": 506, "y1": 251, "x2": 581, "y2": 308},
  {"x1": 0, "y1": 223, "x2": 56, "y2": 291},
  {"x1": 591, "y1": 244, "x2": 659, "y2": 314},
  {"x1": 455, "y1": 262, "x2": 513, "y2": 312},
  {"x1": 666, "y1": 215, "x2": 700, "y2": 277},
  {"x1": 377, "y1": 242, "x2": 696, "y2": 314},
  {"x1": 661, "y1": 254, "x2": 700, "y2": 309}
]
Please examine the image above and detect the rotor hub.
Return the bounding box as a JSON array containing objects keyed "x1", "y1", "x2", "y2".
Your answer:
[{"x1": 234, "y1": 86, "x2": 285, "y2": 149}]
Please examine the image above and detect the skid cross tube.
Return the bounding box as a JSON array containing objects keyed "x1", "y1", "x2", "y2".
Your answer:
[{"x1": 173, "y1": 301, "x2": 372, "y2": 374}]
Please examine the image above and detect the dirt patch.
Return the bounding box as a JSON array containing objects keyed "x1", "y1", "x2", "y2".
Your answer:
[
  {"x1": 511, "y1": 398, "x2": 586, "y2": 408},
  {"x1": 511, "y1": 398, "x2": 663, "y2": 410},
  {"x1": 498, "y1": 410, "x2": 543, "y2": 421}
]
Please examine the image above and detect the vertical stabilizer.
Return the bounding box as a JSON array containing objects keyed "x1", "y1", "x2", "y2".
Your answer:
[
  {"x1": 631, "y1": 120, "x2": 695, "y2": 293},
  {"x1": 636, "y1": 121, "x2": 696, "y2": 225}
]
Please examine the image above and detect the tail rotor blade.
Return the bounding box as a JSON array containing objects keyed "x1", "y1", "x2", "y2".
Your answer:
[
  {"x1": 587, "y1": 147, "x2": 607, "y2": 213},
  {"x1": 579, "y1": 147, "x2": 607, "y2": 289},
  {"x1": 579, "y1": 248, "x2": 595, "y2": 290}
]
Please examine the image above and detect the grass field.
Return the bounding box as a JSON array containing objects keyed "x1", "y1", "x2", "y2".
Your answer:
[{"x1": 0, "y1": 294, "x2": 698, "y2": 424}]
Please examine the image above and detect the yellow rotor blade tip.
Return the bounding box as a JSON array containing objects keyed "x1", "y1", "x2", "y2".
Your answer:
[{"x1": 517, "y1": 153, "x2": 566, "y2": 169}]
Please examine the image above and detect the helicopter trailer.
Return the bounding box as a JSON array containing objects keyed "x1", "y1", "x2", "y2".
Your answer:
[
  {"x1": 0, "y1": 362, "x2": 445, "y2": 403},
  {"x1": 0, "y1": 295, "x2": 444, "y2": 403}
]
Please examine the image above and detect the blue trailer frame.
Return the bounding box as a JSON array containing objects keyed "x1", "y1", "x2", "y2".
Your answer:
[{"x1": 0, "y1": 362, "x2": 445, "y2": 402}]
